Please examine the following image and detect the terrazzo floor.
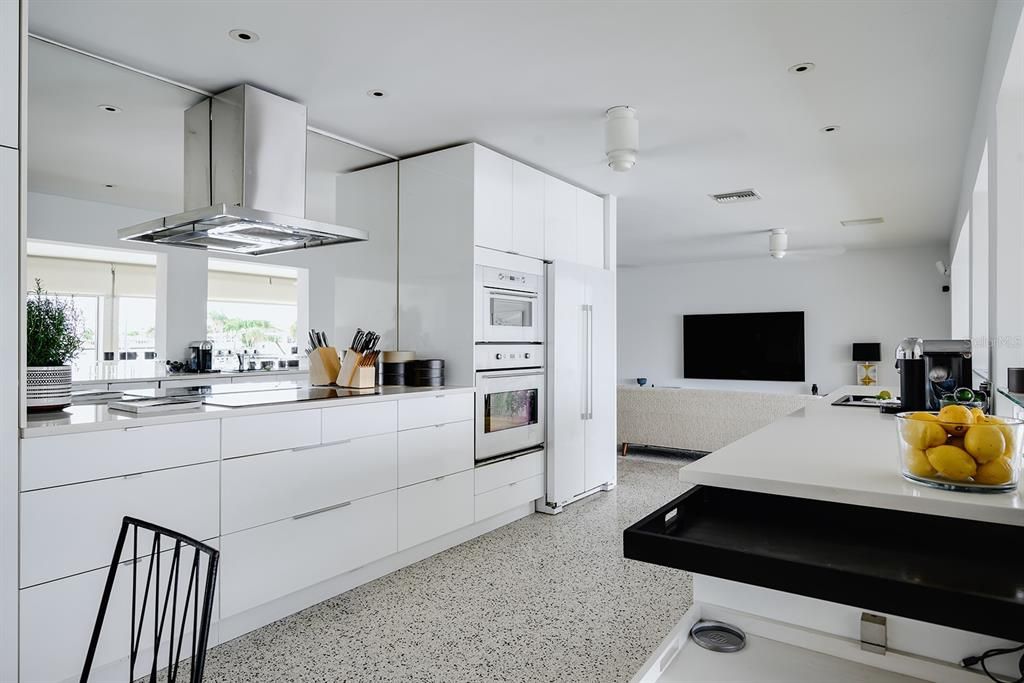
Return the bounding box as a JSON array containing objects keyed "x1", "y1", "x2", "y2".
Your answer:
[{"x1": 200, "y1": 456, "x2": 693, "y2": 683}]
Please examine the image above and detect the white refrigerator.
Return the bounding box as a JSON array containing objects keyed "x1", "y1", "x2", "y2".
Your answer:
[{"x1": 541, "y1": 261, "x2": 617, "y2": 512}]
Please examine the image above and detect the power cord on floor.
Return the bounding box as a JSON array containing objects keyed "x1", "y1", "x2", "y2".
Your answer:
[{"x1": 960, "y1": 643, "x2": 1024, "y2": 683}]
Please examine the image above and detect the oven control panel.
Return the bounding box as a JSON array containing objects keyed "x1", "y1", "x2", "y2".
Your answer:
[{"x1": 475, "y1": 343, "x2": 545, "y2": 371}]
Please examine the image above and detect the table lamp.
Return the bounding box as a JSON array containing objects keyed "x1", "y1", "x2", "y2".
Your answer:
[{"x1": 852, "y1": 342, "x2": 881, "y2": 386}]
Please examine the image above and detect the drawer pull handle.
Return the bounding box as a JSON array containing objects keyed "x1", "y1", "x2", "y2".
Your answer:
[
  {"x1": 434, "y1": 475, "x2": 446, "y2": 482},
  {"x1": 293, "y1": 500, "x2": 352, "y2": 520},
  {"x1": 292, "y1": 442, "x2": 332, "y2": 452},
  {"x1": 122, "y1": 473, "x2": 144, "y2": 480},
  {"x1": 434, "y1": 424, "x2": 445, "y2": 429},
  {"x1": 508, "y1": 481, "x2": 518, "y2": 487}
]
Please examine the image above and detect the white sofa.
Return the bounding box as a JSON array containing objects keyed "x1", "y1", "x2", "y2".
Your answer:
[{"x1": 617, "y1": 385, "x2": 820, "y2": 454}]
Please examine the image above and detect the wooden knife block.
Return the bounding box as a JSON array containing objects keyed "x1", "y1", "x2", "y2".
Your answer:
[
  {"x1": 338, "y1": 349, "x2": 376, "y2": 389},
  {"x1": 308, "y1": 347, "x2": 341, "y2": 386}
]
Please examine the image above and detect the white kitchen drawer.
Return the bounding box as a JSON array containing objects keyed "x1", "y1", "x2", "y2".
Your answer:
[
  {"x1": 220, "y1": 489, "x2": 397, "y2": 618},
  {"x1": 397, "y1": 469, "x2": 474, "y2": 551},
  {"x1": 397, "y1": 392, "x2": 474, "y2": 431},
  {"x1": 222, "y1": 432, "x2": 397, "y2": 534},
  {"x1": 21, "y1": 541, "x2": 219, "y2": 683},
  {"x1": 21, "y1": 420, "x2": 220, "y2": 490},
  {"x1": 475, "y1": 473, "x2": 543, "y2": 522},
  {"x1": 397, "y1": 420, "x2": 473, "y2": 488},
  {"x1": 221, "y1": 408, "x2": 321, "y2": 458},
  {"x1": 321, "y1": 400, "x2": 397, "y2": 443},
  {"x1": 108, "y1": 381, "x2": 160, "y2": 391},
  {"x1": 474, "y1": 449, "x2": 545, "y2": 494},
  {"x1": 20, "y1": 462, "x2": 219, "y2": 588},
  {"x1": 159, "y1": 376, "x2": 232, "y2": 388}
]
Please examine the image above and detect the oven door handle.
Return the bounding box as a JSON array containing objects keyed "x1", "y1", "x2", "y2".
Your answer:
[
  {"x1": 478, "y1": 371, "x2": 544, "y2": 380},
  {"x1": 484, "y1": 287, "x2": 539, "y2": 299}
]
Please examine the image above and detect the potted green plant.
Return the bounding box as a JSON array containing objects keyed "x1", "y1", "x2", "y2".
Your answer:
[{"x1": 26, "y1": 280, "x2": 83, "y2": 411}]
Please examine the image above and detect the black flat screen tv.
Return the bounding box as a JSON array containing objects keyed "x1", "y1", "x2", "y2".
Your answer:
[{"x1": 683, "y1": 311, "x2": 805, "y2": 381}]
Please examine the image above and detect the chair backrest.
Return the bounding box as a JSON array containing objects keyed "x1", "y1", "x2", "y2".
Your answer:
[{"x1": 81, "y1": 516, "x2": 220, "y2": 683}]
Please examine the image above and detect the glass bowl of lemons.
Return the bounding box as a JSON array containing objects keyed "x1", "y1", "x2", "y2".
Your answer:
[{"x1": 895, "y1": 406, "x2": 1022, "y2": 492}]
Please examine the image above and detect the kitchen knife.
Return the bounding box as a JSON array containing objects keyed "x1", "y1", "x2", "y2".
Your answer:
[{"x1": 351, "y1": 328, "x2": 363, "y2": 350}]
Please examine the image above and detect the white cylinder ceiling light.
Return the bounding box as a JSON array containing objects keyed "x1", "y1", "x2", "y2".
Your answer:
[
  {"x1": 768, "y1": 229, "x2": 788, "y2": 259},
  {"x1": 605, "y1": 105, "x2": 639, "y2": 172}
]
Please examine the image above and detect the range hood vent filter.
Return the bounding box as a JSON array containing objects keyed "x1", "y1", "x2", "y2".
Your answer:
[{"x1": 709, "y1": 189, "x2": 762, "y2": 204}]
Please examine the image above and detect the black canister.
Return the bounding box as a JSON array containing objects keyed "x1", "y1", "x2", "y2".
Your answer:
[
  {"x1": 409, "y1": 359, "x2": 445, "y2": 387},
  {"x1": 896, "y1": 337, "x2": 927, "y2": 411},
  {"x1": 1009, "y1": 368, "x2": 1024, "y2": 393}
]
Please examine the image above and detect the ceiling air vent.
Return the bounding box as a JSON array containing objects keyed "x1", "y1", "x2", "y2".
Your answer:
[
  {"x1": 709, "y1": 189, "x2": 761, "y2": 204},
  {"x1": 840, "y1": 217, "x2": 885, "y2": 227}
]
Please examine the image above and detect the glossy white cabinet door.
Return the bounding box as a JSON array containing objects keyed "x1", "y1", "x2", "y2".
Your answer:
[
  {"x1": 584, "y1": 266, "x2": 617, "y2": 490},
  {"x1": 397, "y1": 392, "x2": 474, "y2": 430},
  {"x1": 473, "y1": 145, "x2": 513, "y2": 252},
  {"x1": 20, "y1": 419, "x2": 220, "y2": 490},
  {"x1": 321, "y1": 400, "x2": 397, "y2": 443},
  {"x1": 20, "y1": 462, "x2": 220, "y2": 587},
  {"x1": 0, "y1": 0, "x2": 17, "y2": 149},
  {"x1": 221, "y1": 408, "x2": 321, "y2": 458},
  {"x1": 397, "y1": 420, "x2": 473, "y2": 488},
  {"x1": 546, "y1": 261, "x2": 587, "y2": 503},
  {"x1": 475, "y1": 473, "x2": 544, "y2": 522},
  {"x1": 576, "y1": 189, "x2": 605, "y2": 269},
  {"x1": 543, "y1": 175, "x2": 577, "y2": 262},
  {"x1": 512, "y1": 161, "x2": 545, "y2": 258},
  {"x1": 397, "y1": 469, "x2": 474, "y2": 551},
  {"x1": 220, "y1": 489, "x2": 397, "y2": 618},
  {"x1": 222, "y1": 432, "x2": 397, "y2": 534},
  {"x1": 474, "y1": 449, "x2": 544, "y2": 494}
]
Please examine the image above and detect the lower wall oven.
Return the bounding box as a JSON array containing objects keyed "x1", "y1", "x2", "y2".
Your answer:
[{"x1": 475, "y1": 344, "x2": 545, "y2": 463}]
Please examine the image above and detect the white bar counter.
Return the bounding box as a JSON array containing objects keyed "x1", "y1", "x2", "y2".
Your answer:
[{"x1": 679, "y1": 385, "x2": 1024, "y2": 526}]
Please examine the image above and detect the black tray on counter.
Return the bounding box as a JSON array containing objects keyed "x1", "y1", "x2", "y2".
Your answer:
[{"x1": 624, "y1": 485, "x2": 1024, "y2": 641}]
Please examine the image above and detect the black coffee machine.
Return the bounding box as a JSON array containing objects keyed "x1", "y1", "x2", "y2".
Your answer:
[{"x1": 896, "y1": 338, "x2": 973, "y2": 411}]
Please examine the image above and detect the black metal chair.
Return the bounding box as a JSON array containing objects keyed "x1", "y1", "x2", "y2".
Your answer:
[{"x1": 81, "y1": 517, "x2": 220, "y2": 683}]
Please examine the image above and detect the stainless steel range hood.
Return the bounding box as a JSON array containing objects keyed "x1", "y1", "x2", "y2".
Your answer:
[{"x1": 119, "y1": 85, "x2": 368, "y2": 256}]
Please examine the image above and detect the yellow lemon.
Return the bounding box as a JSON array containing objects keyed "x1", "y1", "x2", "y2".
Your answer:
[
  {"x1": 900, "y1": 417, "x2": 947, "y2": 449},
  {"x1": 970, "y1": 407, "x2": 986, "y2": 420},
  {"x1": 905, "y1": 448, "x2": 937, "y2": 478},
  {"x1": 979, "y1": 416, "x2": 1016, "y2": 457},
  {"x1": 964, "y1": 424, "x2": 1005, "y2": 463},
  {"x1": 937, "y1": 404, "x2": 975, "y2": 436},
  {"x1": 974, "y1": 457, "x2": 1014, "y2": 485},
  {"x1": 926, "y1": 445, "x2": 977, "y2": 481}
]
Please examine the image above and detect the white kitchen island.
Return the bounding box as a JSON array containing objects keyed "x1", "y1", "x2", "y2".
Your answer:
[
  {"x1": 17, "y1": 384, "x2": 544, "y2": 683},
  {"x1": 629, "y1": 386, "x2": 1024, "y2": 682}
]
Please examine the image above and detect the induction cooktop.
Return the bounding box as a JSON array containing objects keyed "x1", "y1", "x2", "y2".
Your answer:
[{"x1": 202, "y1": 386, "x2": 381, "y2": 407}]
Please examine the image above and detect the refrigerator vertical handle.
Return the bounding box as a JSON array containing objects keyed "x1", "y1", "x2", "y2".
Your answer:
[
  {"x1": 580, "y1": 304, "x2": 589, "y2": 420},
  {"x1": 587, "y1": 304, "x2": 594, "y2": 420}
]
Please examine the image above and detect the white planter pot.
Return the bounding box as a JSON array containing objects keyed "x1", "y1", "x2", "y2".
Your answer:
[{"x1": 26, "y1": 365, "x2": 72, "y2": 411}]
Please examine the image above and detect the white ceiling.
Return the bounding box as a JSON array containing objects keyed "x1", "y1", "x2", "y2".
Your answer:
[{"x1": 27, "y1": 0, "x2": 996, "y2": 265}]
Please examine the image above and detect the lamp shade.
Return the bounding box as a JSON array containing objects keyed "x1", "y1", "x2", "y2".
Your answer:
[{"x1": 852, "y1": 342, "x2": 881, "y2": 362}]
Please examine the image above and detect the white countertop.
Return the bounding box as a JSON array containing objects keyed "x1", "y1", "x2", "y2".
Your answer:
[
  {"x1": 679, "y1": 385, "x2": 1024, "y2": 526},
  {"x1": 70, "y1": 360, "x2": 307, "y2": 384},
  {"x1": 22, "y1": 385, "x2": 474, "y2": 438}
]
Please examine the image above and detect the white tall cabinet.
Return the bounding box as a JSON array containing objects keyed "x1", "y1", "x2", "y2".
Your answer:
[{"x1": 544, "y1": 262, "x2": 616, "y2": 510}]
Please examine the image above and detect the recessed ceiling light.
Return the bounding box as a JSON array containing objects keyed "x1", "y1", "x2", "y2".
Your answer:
[
  {"x1": 229, "y1": 29, "x2": 259, "y2": 43},
  {"x1": 840, "y1": 217, "x2": 884, "y2": 227},
  {"x1": 366, "y1": 89, "x2": 387, "y2": 98},
  {"x1": 820, "y1": 125, "x2": 841, "y2": 134},
  {"x1": 788, "y1": 62, "x2": 816, "y2": 74},
  {"x1": 97, "y1": 104, "x2": 121, "y2": 113}
]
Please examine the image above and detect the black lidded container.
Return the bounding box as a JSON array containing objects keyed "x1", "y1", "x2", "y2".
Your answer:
[
  {"x1": 408, "y1": 359, "x2": 445, "y2": 387},
  {"x1": 381, "y1": 361, "x2": 408, "y2": 386}
]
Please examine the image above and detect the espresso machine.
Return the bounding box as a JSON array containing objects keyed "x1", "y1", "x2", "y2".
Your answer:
[{"x1": 896, "y1": 338, "x2": 973, "y2": 411}]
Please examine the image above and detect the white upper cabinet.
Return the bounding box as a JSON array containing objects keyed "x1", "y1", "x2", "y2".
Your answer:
[
  {"x1": 544, "y1": 175, "x2": 578, "y2": 262},
  {"x1": 0, "y1": 0, "x2": 17, "y2": 149},
  {"x1": 576, "y1": 189, "x2": 604, "y2": 269},
  {"x1": 473, "y1": 145, "x2": 514, "y2": 253},
  {"x1": 511, "y1": 161, "x2": 545, "y2": 259}
]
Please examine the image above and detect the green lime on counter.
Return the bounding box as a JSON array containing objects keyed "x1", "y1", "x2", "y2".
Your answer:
[
  {"x1": 876, "y1": 390, "x2": 892, "y2": 400},
  {"x1": 954, "y1": 387, "x2": 975, "y2": 403}
]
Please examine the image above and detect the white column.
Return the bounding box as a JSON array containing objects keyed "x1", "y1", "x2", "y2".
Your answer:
[
  {"x1": 0, "y1": 1, "x2": 23, "y2": 679},
  {"x1": 156, "y1": 250, "x2": 210, "y2": 361}
]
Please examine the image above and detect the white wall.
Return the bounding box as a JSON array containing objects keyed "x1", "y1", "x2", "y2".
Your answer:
[{"x1": 617, "y1": 245, "x2": 951, "y2": 395}]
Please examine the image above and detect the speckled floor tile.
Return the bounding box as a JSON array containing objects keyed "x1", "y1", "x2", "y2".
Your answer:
[{"x1": 198, "y1": 456, "x2": 692, "y2": 683}]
